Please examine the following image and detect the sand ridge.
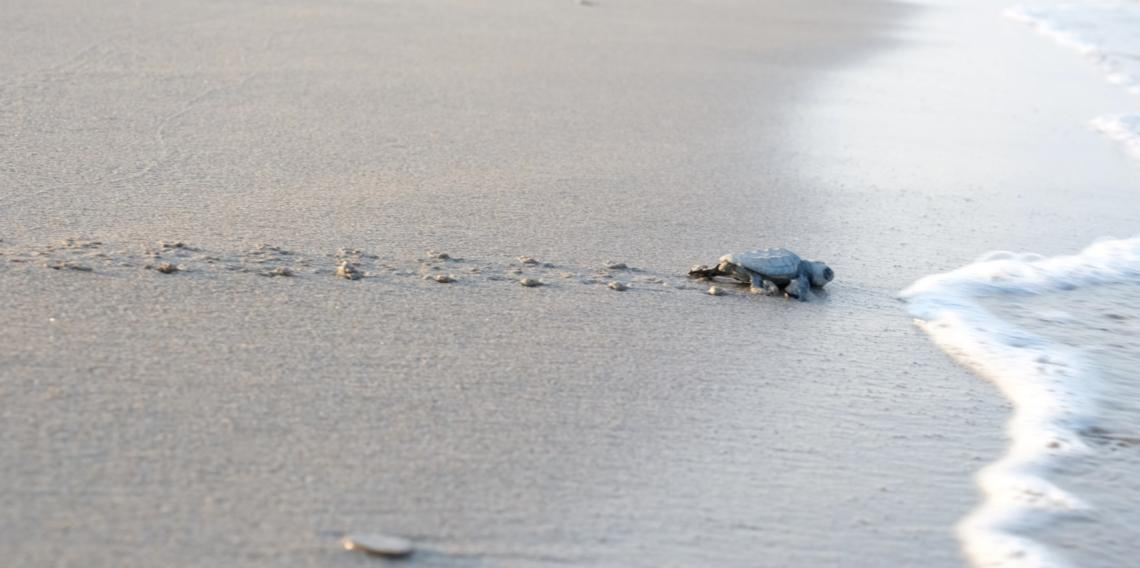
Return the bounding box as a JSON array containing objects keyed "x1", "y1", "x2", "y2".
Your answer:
[{"x1": 0, "y1": 237, "x2": 748, "y2": 295}]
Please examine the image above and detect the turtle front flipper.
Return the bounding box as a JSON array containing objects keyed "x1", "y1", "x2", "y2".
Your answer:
[{"x1": 785, "y1": 276, "x2": 811, "y2": 301}]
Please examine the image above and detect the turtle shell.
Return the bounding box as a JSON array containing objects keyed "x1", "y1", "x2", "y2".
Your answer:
[{"x1": 720, "y1": 248, "x2": 803, "y2": 279}]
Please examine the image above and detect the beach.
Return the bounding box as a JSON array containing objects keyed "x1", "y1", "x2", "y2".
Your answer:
[{"x1": 2, "y1": 1, "x2": 1138, "y2": 566}]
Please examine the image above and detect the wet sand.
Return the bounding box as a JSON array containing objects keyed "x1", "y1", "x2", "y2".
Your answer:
[{"x1": 3, "y1": 0, "x2": 1137, "y2": 566}]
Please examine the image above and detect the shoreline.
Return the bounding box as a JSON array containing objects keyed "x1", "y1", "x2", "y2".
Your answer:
[
  {"x1": 814, "y1": 0, "x2": 1140, "y2": 565},
  {"x1": 885, "y1": 1, "x2": 1140, "y2": 566}
]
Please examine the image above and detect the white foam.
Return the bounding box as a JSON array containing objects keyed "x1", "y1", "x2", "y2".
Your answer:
[
  {"x1": 1005, "y1": 5, "x2": 1100, "y2": 60},
  {"x1": 1008, "y1": 2, "x2": 1140, "y2": 159},
  {"x1": 1006, "y1": 2, "x2": 1140, "y2": 96},
  {"x1": 1091, "y1": 114, "x2": 1140, "y2": 157},
  {"x1": 900, "y1": 236, "x2": 1140, "y2": 568}
]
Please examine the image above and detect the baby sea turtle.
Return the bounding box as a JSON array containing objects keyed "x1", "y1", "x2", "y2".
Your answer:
[{"x1": 688, "y1": 248, "x2": 834, "y2": 300}]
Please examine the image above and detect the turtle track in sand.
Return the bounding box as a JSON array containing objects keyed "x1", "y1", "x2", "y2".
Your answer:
[{"x1": 0, "y1": 237, "x2": 732, "y2": 296}]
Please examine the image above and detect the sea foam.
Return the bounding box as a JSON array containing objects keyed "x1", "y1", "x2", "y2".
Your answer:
[
  {"x1": 1091, "y1": 114, "x2": 1140, "y2": 158},
  {"x1": 900, "y1": 236, "x2": 1140, "y2": 568},
  {"x1": 1007, "y1": 2, "x2": 1140, "y2": 159},
  {"x1": 1006, "y1": 2, "x2": 1140, "y2": 95}
]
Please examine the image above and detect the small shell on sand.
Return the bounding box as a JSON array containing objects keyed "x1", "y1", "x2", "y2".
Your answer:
[
  {"x1": 707, "y1": 286, "x2": 724, "y2": 296},
  {"x1": 427, "y1": 250, "x2": 450, "y2": 260},
  {"x1": 154, "y1": 262, "x2": 179, "y2": 274},
  {"x1": 608, "y1": 281, "x2": 628, "y2": 292},
  {"x1": 336, "y1": 261, "x2": 362, "y2": 280},
  {"x1": 433, "y1": 274, "x2": 456, "y2": 283},
  {"x1": 341, "y1": 533, "x2": 414, "y2": 558},
  {"x1": 519, "y1": 277, "x2": 544, "y2": 287},
  {"x1": 604, "y1": 261, "x2": 628, "y2": 270},
  {"x1": 517, "y1": 256, "x2": 540, "y2": 265}
]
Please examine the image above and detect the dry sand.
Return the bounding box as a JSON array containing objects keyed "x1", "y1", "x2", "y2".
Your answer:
[{"x1": 2, "y1": 0, "x2": 1138, "y2": 566}]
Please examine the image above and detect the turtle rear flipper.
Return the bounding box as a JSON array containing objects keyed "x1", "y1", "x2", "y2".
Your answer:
[
  {"x1": 746, "y1": 272, "x2": 778, "y2": 296},
  {"x1": 688, "y1": 264, "x2": 719, "y2": 279}
]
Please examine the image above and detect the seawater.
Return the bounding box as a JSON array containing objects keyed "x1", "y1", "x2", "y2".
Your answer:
[
  {"x1": 1008, "y1": 1, "x2": 1140, "y2": 157},
  {"x1": 982, "y1": 283, "x2": 1140, "y2": 568},
  {"x1": 902, "y1": 239, "x2": 1140, "y2": 568},
  {"x1": 899, "y1": 4, "x2": 1140, "y2": 566}
]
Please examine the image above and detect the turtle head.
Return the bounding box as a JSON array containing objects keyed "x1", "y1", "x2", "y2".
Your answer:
[{"x1": 806, "y1": 261, "x2": 834, "y2": 287}]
